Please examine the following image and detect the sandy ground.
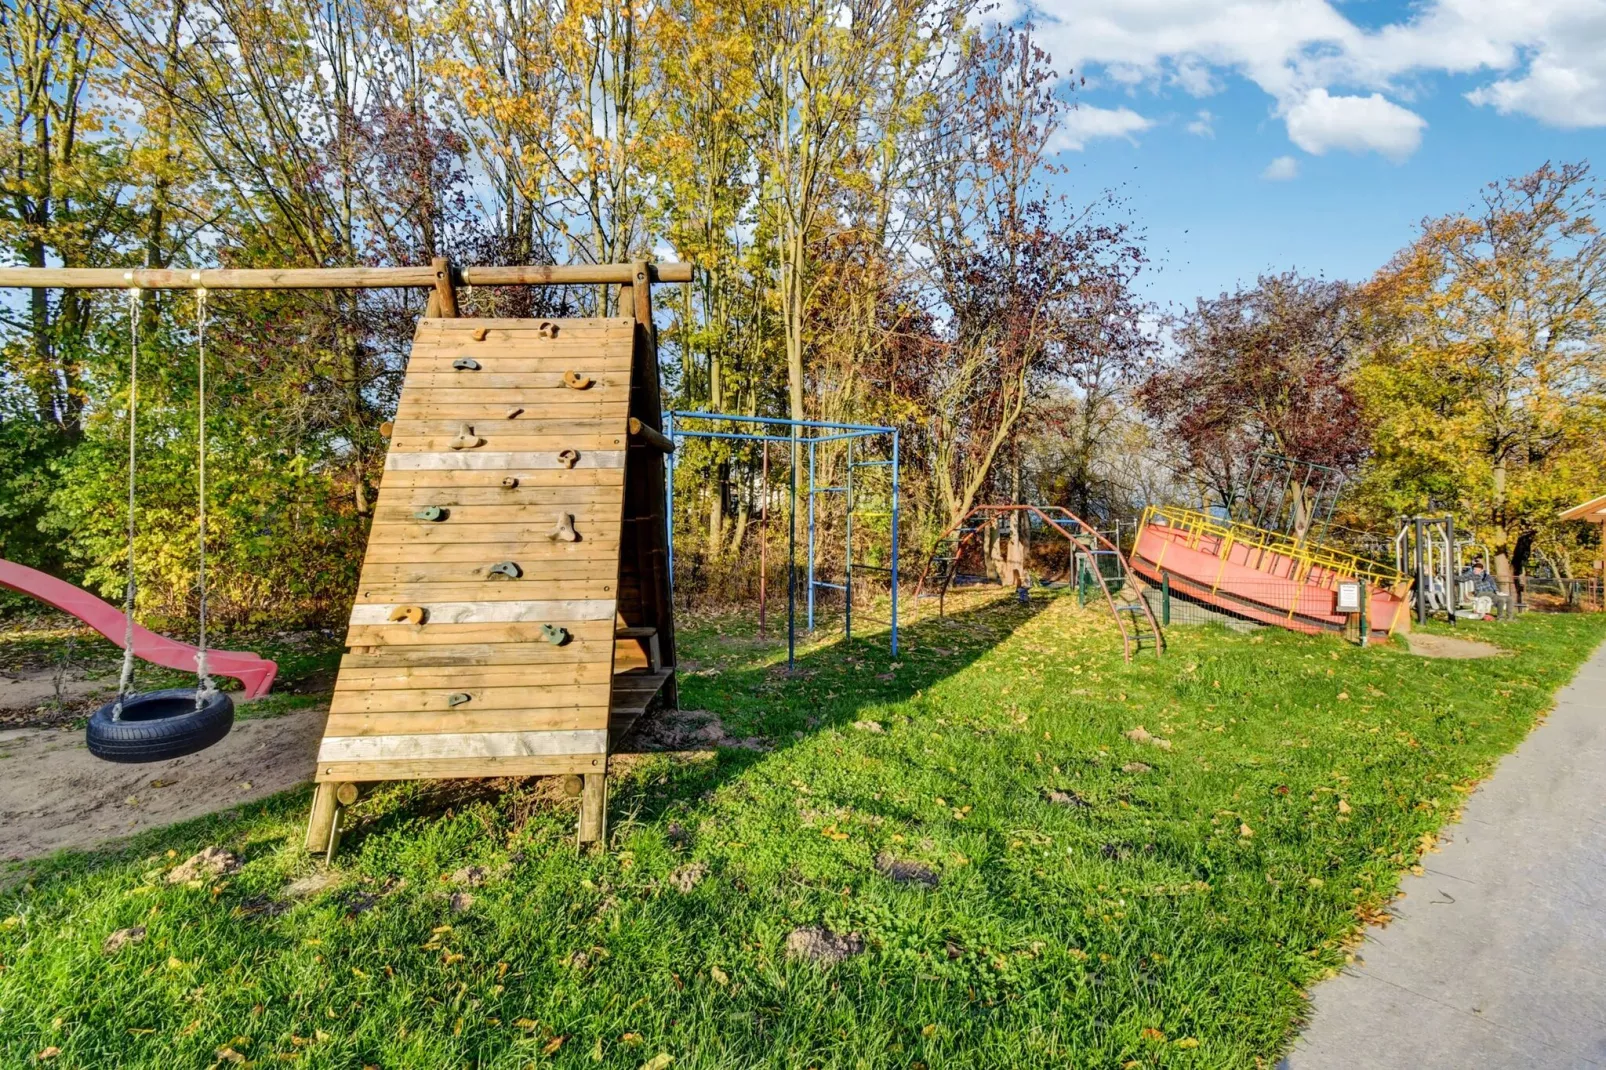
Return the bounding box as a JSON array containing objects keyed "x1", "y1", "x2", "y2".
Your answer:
[
  {"x1": 0, "y1": 665, "x2": 118, "y2": 729},
  {"x1": 0, "y1": 706, "x2": 326, "y2": 861},
  {"x1": 1405, "y1": 632, "x2": 1504, "y2": 659}
]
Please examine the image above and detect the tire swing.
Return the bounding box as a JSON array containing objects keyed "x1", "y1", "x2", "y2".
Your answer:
[{"x1": 87, "y1": 281, "x2": 235, "y2": 763}]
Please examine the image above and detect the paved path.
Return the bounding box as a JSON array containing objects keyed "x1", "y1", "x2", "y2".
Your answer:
[{"x1": 1285, "y1": 639, "x2": 1606, "y2": 1069}]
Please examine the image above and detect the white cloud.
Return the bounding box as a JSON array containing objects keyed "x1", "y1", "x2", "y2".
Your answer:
[
  {"x1": 1023, "y1": 0, "x2": 1606, "y2": 157},
  {"x1": 1465, "y1": 42, "x2": 1606, "y2": 127},
  {"x1": 1185, "y1": 109, "x2": 1215, "y2": 138},
  {"x1": 1283, "y1": 89, "x2": 1426, "y2": 162},
  {"x1": 1053, "y1": 104, "x2": 1155, "y2": 151},
  {"x1": 1262, "y1": 155, "x2": 1299, "y2": 181}
]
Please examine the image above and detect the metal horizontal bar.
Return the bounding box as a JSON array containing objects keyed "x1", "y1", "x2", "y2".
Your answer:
[
  {"x1": 812, "y1": 582, "x2": 848, "y2": 591},
  {"x1": 851, "y1": 460, "x2": 895, "y2": 467},
  {"x1": 811, "y1": 430, "x2": 888, "y2": 444},
  {"x1": 671, "y1": 429, "x2": 798, "y2": 445},
  {"x1": 850, "y1": 564, "x2": 894, "y2": 573},
  {"x1": 0, "y1": 262, "x2": 691, "y2": 289},
  {"x1": 668, "y1": 411, "x2": 893, "y2": 434},
  {"x1": 813, "y1": 486, "x2": 848, "y2": 493}
]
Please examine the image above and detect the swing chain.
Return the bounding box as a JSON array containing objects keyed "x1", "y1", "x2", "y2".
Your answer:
[
  {"x1": 114, "y1": 285, "x2": 141, "y2": 721},
  {"x1": 195, "y1": 282, "x2": 216, "y2": 704}
]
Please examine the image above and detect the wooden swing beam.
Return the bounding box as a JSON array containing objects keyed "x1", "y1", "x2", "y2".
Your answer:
[{"x1": 0, "y1": 260, "x2": 693, "y2": 290}]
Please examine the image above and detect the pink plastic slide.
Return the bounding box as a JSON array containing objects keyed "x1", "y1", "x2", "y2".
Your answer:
[{"x1": 0, "y1": 557, "x2": 278, "y2": 699}]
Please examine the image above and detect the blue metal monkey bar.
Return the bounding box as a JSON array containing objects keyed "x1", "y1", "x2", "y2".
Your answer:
[{"x1": 663, "y1": 411, "x2": 900, "y2": 671}]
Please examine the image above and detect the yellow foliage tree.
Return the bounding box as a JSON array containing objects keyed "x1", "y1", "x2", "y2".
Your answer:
[{"x1": 1356, "y1": 162, "x2": 1606, "y2": 584}]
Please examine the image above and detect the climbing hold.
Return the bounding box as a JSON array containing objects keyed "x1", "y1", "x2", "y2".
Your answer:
[
  {"x1": 451, "y1": 357, "x2": 480, "y2": 371},
  {"x1": 472, "y1": 327, "x2": 490, "y2": 341},
  {"x1": 500, "y1": 475, "x2": 520, "y2": 489},
  {"x1": 562, "y1": 370, "x2": 593, "y2": 390},
  {"x1": 449, "y1": 424, "x2": 484, "y2": 450},
  {"x1": 505, "y1": 406, "x2": 524, "y2": 420},
  {"x1": 487, "y1": 561, "x2": 522, "y2": 580},
  {"x1": 540, "y1": 623, "x2": 571, "y2": 646},
  {"x1": 537, "y1": 320, "x2": 559, "y2": 338},
  {"x1": 447, "y1": 692, "x2": 472, "y2": 707},
  {"x1": 379, "y1": 421, "x2": 394, "y2": 438},
  {"x1": 388, "y1": 605, "x2": 426, "y2": 625},
  {"x1": 548, "y1": 513, "x2": 579, "y2": 542},
  {"x1": 557, "y1": 448, "x2": 580, "y2": 469},
  {"x1": 415, "y1": 506, "x2": 448, "y2": 522}
]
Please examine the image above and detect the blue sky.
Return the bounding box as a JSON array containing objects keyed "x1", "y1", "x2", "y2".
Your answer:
[{"x1": 1021, "y1": 0, "x2": 1606, "y2": 313}]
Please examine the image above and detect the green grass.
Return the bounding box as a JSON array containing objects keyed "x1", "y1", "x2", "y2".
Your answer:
[{"x1": 1, "y1": 594, "x2": 1602, "y2": 1068}]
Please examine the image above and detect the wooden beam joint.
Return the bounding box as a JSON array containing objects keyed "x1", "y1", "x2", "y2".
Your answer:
[
  {"x1": 628, "y1": 416, "x2": 674, "y2": 453},
  {"x1": 432, "y1": 256, "x2": 459, "y2": 317}
]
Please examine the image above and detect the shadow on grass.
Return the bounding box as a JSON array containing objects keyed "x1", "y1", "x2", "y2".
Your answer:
[
  {"x1": 4, "y1": 591, "x2": 1067, "y2": 887},
  {"x1": 335, "y1": 591, "x2": 1059, "y2": 852}
]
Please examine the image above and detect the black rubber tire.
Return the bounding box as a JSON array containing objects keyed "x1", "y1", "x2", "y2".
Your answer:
[{"x1": 86, "y1": 688, "x2": 235, "y2": 763}]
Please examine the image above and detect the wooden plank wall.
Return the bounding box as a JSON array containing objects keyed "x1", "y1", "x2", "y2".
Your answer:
[{"x1": 315, "y1": 317, "x2": 635, "y2": 783}]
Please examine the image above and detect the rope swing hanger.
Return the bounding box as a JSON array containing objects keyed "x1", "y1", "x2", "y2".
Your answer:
[{"x1": 112, "y1": 271, "x2": 216, "y2": 720}]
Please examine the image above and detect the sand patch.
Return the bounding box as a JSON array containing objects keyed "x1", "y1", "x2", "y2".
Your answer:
[
  {"x1": 0, "y1": 705, "x2": 325, "y2": 861},
  {"x1": 1405, "y1": 632, "x2": 1504, "y2": 659},
  {"x1": 0, "y1": 666, "x2": 118, "y2": 729}
]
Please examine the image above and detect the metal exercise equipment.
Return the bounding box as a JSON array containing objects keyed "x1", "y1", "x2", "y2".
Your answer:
[{"x1": 663, "y1": 412, "x2": 901, "y2": 671}]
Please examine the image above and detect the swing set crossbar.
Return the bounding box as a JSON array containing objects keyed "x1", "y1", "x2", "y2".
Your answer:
[{"x1": 0, "y1": 262, "x2": 693, "y2": 290}]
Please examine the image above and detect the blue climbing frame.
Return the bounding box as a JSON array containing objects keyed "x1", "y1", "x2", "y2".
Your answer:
[{"x1": 663, "y1": 411, "x2": 900, "y2": 671}]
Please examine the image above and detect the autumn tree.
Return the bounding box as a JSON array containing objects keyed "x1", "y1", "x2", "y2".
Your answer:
[
  {"x1": 1140, "y1": 271, "x2": 1369, "y2": 538},
  {"x1": 912, "y1": 27, "x2": 1149, "y2": 532},
  {"x1": 1356, "y1": 162, "x2": 1606, "y2": 584}
]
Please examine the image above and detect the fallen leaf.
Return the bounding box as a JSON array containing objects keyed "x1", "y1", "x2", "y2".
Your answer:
[
  {"x1": 1175, "y1": 1037, "x2": 1201, "y2": 1049},
  {"x1": 921, "y1": 1024, "x2": 938, "y2": 1037},
  {"x1": 1239, "y1": 823, "x2": 1253, "y2": 838},
  {"x1": 710, "y1": 966, "x2": 729, "y2": 986},
  {"x1": 1141, "y1": 1027, "x2": 1166, "y2": 1042},
  {"x1": 641, "y1": 1055, "x2": 674, "y2": 1070},
  {"x1": 1337, "y1": 799, "x2": 1352, "y2": 814},
  {"x1": 543, "y1": 1036, "x2": 566, "y2": 1055},
  {"x1": 37, "y1": 1048, "x2": 61, "y2": 1061}
]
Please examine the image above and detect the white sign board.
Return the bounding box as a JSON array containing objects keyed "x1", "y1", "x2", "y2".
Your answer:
[{"x1": 1335, "y1": 581, "x2": 1363, "y2": 614}]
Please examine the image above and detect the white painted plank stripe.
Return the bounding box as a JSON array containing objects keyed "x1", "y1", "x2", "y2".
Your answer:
[
  {"x1": 349, "y1": 600, "x2": 615, "y2": 625},
  {"x1": 385, "y1": 450, "x2": 625, "y2": 471},
  {"x1": 317, "y1": 729, "x2": 608, "y2": 763}
]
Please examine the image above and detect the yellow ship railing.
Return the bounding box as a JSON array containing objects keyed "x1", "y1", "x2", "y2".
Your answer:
[{"x1": 1137, "y1": 504, "x2": 1410, "y2": 593}]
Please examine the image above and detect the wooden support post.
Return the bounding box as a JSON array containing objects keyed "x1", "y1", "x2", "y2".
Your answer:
[
  {"x1": 305, "y1": 783, "x2": 339, "y2": 853},
  {"x1": 431, "y1": 256, "x2": 458, "y2": 318},
  {"x1": 628, "y1": 260, "x2": 678, "y2": 707},
  {"x1": 424, "y1": 290, "x2": 440, "y2": 318},
  {"x1": 577, "y1": 772, "x2": 607, "y2": 845}
]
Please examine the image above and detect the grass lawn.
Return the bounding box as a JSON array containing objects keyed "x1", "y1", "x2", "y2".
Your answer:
[{"x1": 2, "y1": 593, "x2": 1602, "y2": 1068}]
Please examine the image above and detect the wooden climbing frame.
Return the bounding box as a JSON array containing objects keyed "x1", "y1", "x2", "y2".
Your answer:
[{"x1": 0, "y1": 259, "x2": 688, "y2": 855}]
